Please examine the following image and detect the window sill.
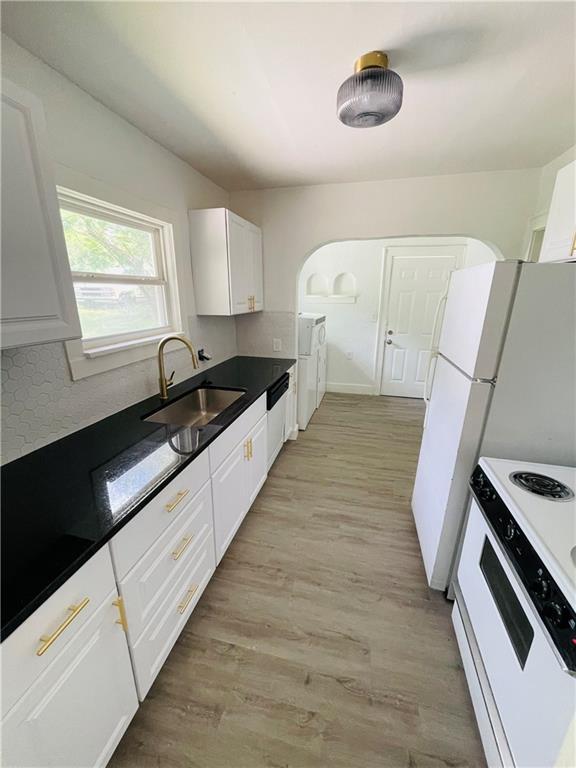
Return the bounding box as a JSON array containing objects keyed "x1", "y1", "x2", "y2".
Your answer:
[
  {"x1": 83, "y1": 332, "x2": 183, "y2": 359},
  {"x1": 65, "y1": 331, "x2": 182, "y2": 381}
]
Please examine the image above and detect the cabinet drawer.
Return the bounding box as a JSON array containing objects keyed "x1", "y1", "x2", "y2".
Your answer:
[
  {"x1": 110, "y1": 451, "x2": 210, "y2": 580},
  {"x1": 1, "y1": 546, "x2": 117, "y2": 717},
  {"x1": 1, "y1": 593, "x2": 138, "y2": 768},
  {"x1": 119, "y1": 480, "x2": 214, "y2": 642},
  {"x1": 209, "y1": 394, "x2": 266, "y2": 471},
  {"x1": 131, "y1": 531, "x2": 215, "y2": 699}
]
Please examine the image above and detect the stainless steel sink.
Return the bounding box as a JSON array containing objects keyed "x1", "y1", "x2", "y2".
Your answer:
[{"x1": 144, "y1": 387, "x2": 245, "y2": 428}]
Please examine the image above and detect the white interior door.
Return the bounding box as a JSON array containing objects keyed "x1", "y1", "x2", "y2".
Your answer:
[{"x1": 380, "y1": 252, "x2": 457, "y2": 397}]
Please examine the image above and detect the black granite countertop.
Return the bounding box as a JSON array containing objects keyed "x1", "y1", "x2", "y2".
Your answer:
[{"x1": 1, "y1": 356, "x2": 295, "y2": 641}]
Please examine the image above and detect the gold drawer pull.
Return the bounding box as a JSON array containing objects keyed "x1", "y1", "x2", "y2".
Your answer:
[
  {"x1": 248, "y1": 437, "x2": 253, "y2": 459},
  {"x1": 172, "y1": 535, "x2": 194, "y2": 561},
  {"x1": 177, "y1": 585, "x2": 198, "y2": 614},
  {"x1": 165, "y1": 488, "x2": 189, "y2": 513},
  {"x1": 112, "y1": 596, "x2": 129, "y2": 632},
  {"x1": 36, "y1": 598, "x2": 90, "y2": 657},
  {"x1": 244, "y1": 440, "x2": 249, "y2": 460}
]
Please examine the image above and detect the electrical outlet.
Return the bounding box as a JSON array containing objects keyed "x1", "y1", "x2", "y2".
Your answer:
[{"x1": 273, "y1": 338, "x2": 282, "y2": 352}]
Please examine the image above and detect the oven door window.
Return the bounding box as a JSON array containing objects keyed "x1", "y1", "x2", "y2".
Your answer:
[{"x1": 480, "y1": 537, "x2": 534, "y2": 669}]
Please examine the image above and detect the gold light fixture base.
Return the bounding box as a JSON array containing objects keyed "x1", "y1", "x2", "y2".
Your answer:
[{"x1": 354, "y1": 51, "x2": 389, "y2": 73}]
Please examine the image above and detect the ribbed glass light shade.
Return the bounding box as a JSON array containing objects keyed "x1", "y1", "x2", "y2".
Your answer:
[{"x1": 337, "y1": 67, "x2": 403, "y2": 128}]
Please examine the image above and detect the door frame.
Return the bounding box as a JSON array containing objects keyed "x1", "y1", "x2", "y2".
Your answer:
[{"x1": 374, "y1": 242, "x2": 466, "y2": 397}]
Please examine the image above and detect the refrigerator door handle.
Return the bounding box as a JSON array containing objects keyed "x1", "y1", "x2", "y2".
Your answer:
[
  {"x1": 430, "y1": 292, "x2": 448, "y2": 353},
  {"x1": 424, "y1": 352, "x2": 438, "y2": 405}
]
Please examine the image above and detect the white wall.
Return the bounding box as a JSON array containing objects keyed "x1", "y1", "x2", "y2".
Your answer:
[
  {"x1": 1, "y1": 36, "x2": 237, "y2": 462},
  {"x1": 463, "y1": 238, "x2": 500, "y2": 268},
  {"x1": 534, "y1": 145, "x2": 576, "y2": 219},
  {"x1": 232, "y1": 168, "x2": 540, "y2": 356},
  {"x1": 299, "y1": 240, "x2": 384, "y2": 394}
]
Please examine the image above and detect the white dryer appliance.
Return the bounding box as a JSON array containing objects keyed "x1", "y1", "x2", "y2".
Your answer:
[{"x1": 297, "y1": 313, "x2": 326, "y2": 430}]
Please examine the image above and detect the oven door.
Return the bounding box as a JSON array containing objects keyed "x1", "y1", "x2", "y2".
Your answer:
[{"x1": 457, "y1": 499, "x2": 575, "y2": 768}]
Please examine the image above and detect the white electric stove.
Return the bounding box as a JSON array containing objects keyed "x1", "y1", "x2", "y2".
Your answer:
[
  {"x1": 477, "y1": 457, "x2": 576, "y2": 609},
  {"x1": 452, "y1": 457, "x2": 576, "y2": 768}
]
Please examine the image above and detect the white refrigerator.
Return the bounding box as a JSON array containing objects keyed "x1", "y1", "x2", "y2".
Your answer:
[{"x1": 412, "y1": 261, "x2": 576, "y2": 590}]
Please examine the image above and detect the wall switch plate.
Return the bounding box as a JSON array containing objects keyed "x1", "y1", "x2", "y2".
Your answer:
[{"x1": 273, "y1": 338, "x2": 282, "y2": 352}]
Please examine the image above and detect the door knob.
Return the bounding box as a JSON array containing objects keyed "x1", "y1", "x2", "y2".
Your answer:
[{"x1": 387, "y1": 330, "x2": 394, "y2": 335}]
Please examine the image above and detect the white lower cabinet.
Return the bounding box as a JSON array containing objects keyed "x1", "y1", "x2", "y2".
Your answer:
[
  {"x1": 212, "y1": 438, "x2": 251, "y2": 563},
  {"x1": 130, "y1": 531, "x2": 215, "y2": 699},
  {"x1": 2, "y1": 394, "x2": 275, "y2": 766},
  {"x1": 1, "y1": 559, "x2": 138, "y2": 768},
  {"x1": 248, "y1": 415, "x2": 268, "y2": 505},
  {"x1": 211, "y1": 411, "x2": 268, "y2": 563},
  {"x1": 118, "y1": 480, "x2": 213, "y2": 642}
]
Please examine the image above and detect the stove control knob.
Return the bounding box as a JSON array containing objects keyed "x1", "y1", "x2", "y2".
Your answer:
[
  {"x1": 478, "y1": 487, "x2": 493, "y2": 502},
  {"x1": 504, "y1": 521, "x2": 516, "y2": 541},
  {"x1": 543, "y1": 602, "x2": 566, "y2": 628},
  {"x1": 531, "y1": 578, "x2": 551, "y2": 601}
]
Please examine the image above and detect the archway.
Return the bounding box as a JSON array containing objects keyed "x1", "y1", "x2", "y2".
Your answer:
[{"x1": 296, "y1": 236, "x2": 499, "y2": 406}]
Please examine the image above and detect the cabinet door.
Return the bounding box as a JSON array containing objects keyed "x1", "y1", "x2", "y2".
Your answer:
[
  {"x1": 227, "y1": 212, "x2": 251, "y2": 314},
  {"x1": 130, "y1": 532, "x2": 215, "y2": 700},
  {"x1": 211, "y1": 439, "x2": 250, "y2": 562},
  {"x1": 248, "y1": 414, "x2": 268, "y2": 506},
  {"x1": 1, "y1": 79, "x2": 81, "y2": 348},
  {"x1": 1, "y1": 594, "x2": 138, "y2": 768},
  {"x1": 540, "y1": 161, "x2": 575, "y2": 263},
  {"x1": 248, "y1": 225, "x2": 264, "y2": 311}
]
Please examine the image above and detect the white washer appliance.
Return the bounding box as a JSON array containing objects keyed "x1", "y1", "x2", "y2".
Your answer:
[
  {"x1": 453, "y1": 458, "x2": 576, "y2": 768},
  {"x1": 297, "y1": 313, "x2": 326, "y2": 430}
]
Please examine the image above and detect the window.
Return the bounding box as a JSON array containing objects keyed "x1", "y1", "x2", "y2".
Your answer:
[{"x1": 58, "y1": 188, "x2": 180, "y2": 355}]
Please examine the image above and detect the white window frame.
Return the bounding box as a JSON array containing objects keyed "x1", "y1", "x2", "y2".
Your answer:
[{"x1": 58, "y1": 187, "x2": 184, "y2": 380}]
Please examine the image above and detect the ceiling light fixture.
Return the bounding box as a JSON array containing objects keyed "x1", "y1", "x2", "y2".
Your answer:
[{"x1": 337, "y1": 51, "x2": 403, "y2": 128}]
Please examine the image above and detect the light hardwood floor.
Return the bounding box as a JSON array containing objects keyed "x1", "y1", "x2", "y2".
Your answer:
[{"x1": 110, "y1": 394, "x2": 485, "y2": 768}]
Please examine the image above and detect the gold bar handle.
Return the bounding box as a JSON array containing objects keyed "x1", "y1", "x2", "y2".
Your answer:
[
  {"x1": 112, "y1": 596, "x2": 128, "y2": 632},
  {"x1": 248, "y1": 437, "x2": 253, "y2": 459},
  {"x1": 244, "y1": 440, "x2": 249, "y2": 460},
  {"x1": 177, "y1": 585, "x2": 198, "y2": 614},
  {"x1": 36, "y1": 597, "x2": 90, "y2": 657},
  {"x1": 172, "y1": 535, "x2": 194, "y2": 561},
  {"x1": 165, "y1": 488, "x2": 189, "y2": 513}
]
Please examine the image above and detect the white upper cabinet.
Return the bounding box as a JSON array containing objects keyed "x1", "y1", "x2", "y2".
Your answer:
[
  {"x1": 189, "y1": 208, "x2": 263, "y2": 315},
  {"x1": 1, "y1": 79, "x2": 81, "y2": 349},
  {"x1": 540, "y1": 160, "x2": 576, "y2": 263}
]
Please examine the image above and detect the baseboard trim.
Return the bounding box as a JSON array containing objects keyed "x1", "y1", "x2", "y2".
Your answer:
[{"x1": 326, "y1": 382, "x2": 377, "y2": 395}]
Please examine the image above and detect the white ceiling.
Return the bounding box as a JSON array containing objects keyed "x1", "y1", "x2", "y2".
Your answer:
[{"x1": 2, "y1": 2, "x2": 574, "y2": 191}]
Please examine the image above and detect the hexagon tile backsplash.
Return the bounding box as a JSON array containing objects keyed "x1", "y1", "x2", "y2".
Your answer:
[{"x1": 1, "y1": 342, "x2": 203, "y2": 465}]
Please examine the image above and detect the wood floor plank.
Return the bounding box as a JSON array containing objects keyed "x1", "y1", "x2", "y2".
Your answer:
[{"x1": 110, "y1": 393, "x2": 485, "y2": 768}]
